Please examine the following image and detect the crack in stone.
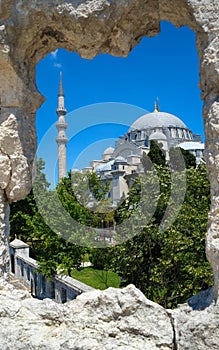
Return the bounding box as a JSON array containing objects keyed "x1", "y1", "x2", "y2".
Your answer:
[{"x1": 167, "y1": 311, "x2": 178, "y2": 350}]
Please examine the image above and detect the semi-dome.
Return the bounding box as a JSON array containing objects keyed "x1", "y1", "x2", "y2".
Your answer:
[
  {"x1": 149, "y1": 131, "x2": 167, "y2": 141},
  {"x1": 96, "y1": 160, "x2": 114, "y2": 172},
  {"x1": 114, "y1": 156, "x2": 127, "y2": 163},
  {"x1": 129, "y1": 111, "x2": 188, "y2": 131},
  {"x1": 177, "y1": 141, "x2": 205, "y2": 150},
  {"x1": 103, "y1": 146, "x2": 115, "y2": 155}
]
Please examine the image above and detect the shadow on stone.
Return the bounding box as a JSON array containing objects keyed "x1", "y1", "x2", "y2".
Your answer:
[{"x1": 187, "y1": 287, "x2": 216, "y2": 310}]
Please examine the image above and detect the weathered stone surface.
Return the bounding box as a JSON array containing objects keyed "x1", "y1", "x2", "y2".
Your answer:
[
  {"x1": 0, "y1": 152, "x2": 10, "y2": 189},
  {"x1": 0, "y1": 0, "x2": 218, "y2": 285},
  {"x1": 0, "y1": 0, "x2": 219, "y2": 348},
  {"x1": 0, "y1": 280, "x2": 219, "y2": 350},
  {"x1": 0, "y1": 283, "x2": 174, "y2": 350},
  {"x1": 0, "y1": 115, "x2": 31, "y2": 201},
  {"x1": 0, "y1": 114, "x2": 31, "y2": 275},
  {"x1": 0, "y1": 190, "x2": 9, "y2": 277},
  {"x1": 172, "y1": 303, "x2": 219, "y2": 350}
]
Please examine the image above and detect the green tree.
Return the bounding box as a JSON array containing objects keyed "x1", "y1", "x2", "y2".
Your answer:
[
  {"x1": 10, "y1": 158, "x2": 49, "y2": 245},
  {"x1": 88, "y1": 172, "x2": 110, "y2": 201},
  {"x1": 10, "y1": 159, "x2": 212, "y2": 307},
  {"x1": 10, "y1": 159, "x2": 85, "y2": 278},
  {"x1": 111, "y1": 164, "x2": 213, "y2": 308},
  {"x1": 89, "y1": 247, "x2": 112, "y2": 270},
  {"x1": 169, "y1": 147, "x2": 196, "y2": 170},
  {"x1": 141, "y1": 151, "x2": 152, "y2": 172},
  {"x1": 56, "y1": 171, "x2": 113, "y2": 230},
  {"x1": 147, "y1": 140, "x2": 166, "y2": 167}
]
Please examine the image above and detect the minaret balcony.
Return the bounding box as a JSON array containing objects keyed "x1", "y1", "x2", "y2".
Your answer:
[
  {"x1": 56, "y1": 121, "x2": 68, "y2": 129},
  {"x1": 56, "y1": 108, "x2": 67, "y2": 115},
  {"x1": 56, "y1": 136, "x2": 68, "y2": 144}
]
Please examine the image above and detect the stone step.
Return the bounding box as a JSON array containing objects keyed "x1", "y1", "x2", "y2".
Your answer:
[{"x1": 8, "y1": 276, "x2": 30, "y2": 291}]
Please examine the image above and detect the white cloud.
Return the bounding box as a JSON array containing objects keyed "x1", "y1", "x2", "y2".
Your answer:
[
  {"x1": 53, "y1": 62, "x2": 62, "y2": 68},
  {"x1": 50, "y1": 49, "x2": 58, "y2": 59},
  {"x1": 49, "y1": 49, "x2": 62, "y2": 68}
]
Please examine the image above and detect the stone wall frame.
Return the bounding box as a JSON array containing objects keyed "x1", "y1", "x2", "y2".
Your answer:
[{"x1": 0, "y1": 0, "x2": 219, "y2": 302}]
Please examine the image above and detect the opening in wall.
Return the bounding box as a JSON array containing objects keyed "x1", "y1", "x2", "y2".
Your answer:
[
  {"x1": 36, "y1": 21, "x2": 204, "y2": 187},
  {"x1": 8, "y1": 19, "x2": 212, "y2": 309}
]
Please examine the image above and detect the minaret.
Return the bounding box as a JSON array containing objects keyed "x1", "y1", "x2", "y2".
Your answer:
[{"x1": 56, "y1": 72, "x2": 68, "y2": 181}]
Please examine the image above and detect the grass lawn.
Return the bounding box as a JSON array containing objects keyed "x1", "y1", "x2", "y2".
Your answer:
[{"x1": 71, "y1": 267, "x2": 121, "y2": 290}]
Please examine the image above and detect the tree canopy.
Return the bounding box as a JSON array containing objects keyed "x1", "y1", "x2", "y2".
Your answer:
[
  {"x1": 10, "y1": 158, "x2": 213, "y2": 308},
  {"x1": 110, "y1": 164, "x2": 212, "y2": 308}
]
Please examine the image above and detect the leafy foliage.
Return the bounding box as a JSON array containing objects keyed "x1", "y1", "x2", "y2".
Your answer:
[
  {"x1": 110, "y1": 164, "x2": 213, "y2": 308},
  {"x1": 169, "y1": 147, "x2": 196, "y2": 170},
  {"x1": 10, "y1": 159, "x2": 84, "y2": 277},
  {"x1": 10, "y1": 158, "x2": 213, "y2": 307},
  {"x1": 10, "y1": 162, "x2": 114, "y2": 277},
  {"x1": 88, "y1": 172, "x2": 110, "y2": 201},
  {"x1": 89, "y1": 247, "x2": 113, "y2": 270},
  {"x1": 147, "y1": 140, "x2": 166, "y2": 167}
]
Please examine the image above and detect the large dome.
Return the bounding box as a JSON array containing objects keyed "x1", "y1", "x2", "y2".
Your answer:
[{"x1": 129, "y1": 111, "x2": 188, "y2": 131}]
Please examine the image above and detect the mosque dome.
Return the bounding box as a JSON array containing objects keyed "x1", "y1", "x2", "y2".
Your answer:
[
  {"x1": 103, "y1": 146, "x2": 115, "y2": 155},
  {"x1": 149, "y1": 131, "x2": 167, "y2": 141},
  {"x1": 102, "y1": 146, "x2": 115, "y2": 161},
  {"x1": 129, "y1": 111, "x2": 188, "y2": 132}
]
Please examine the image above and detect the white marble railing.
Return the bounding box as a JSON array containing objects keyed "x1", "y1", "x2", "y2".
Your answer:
[{"x1": 9, "y1": 239, "x2": 94, "y2": 303}]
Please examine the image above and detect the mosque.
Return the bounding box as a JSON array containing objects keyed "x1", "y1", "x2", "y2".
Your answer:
[{"x1": 56, "y1": 73, "x2": 205, "y2": 205}]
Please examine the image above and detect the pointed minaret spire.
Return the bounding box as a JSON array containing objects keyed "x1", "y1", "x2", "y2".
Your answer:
[
  {"x1": 58, "y1": 71, "x2": 64, "y2": 97},
  {"x1": 56, "y1": 72, "x2": 68, "y2": 181},
  {"x1": 154, "y1": 97, "x2": 160, "y2": 112}
]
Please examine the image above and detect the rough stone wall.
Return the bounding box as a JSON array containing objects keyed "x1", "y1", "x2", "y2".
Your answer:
[
  {"x1": 1, "y1": 0, "x2": 219, "y2": 290},
  {"x1": 0, "y1": 191, "x2": 9, "y2": 276},
  {"x1": 0, "y1": 281, "x2": 183, "y2": 350},
  {"x1": 0, "y1": 0, "x2": 219, "y2": 347},
  {"x1": 1, "y1": 281, "x2": 219, "y2": 350}
]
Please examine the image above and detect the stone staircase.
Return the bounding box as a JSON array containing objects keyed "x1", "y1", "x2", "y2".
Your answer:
[{"x1": 8, "y1": 274, "x2": 30, "y2": 291}]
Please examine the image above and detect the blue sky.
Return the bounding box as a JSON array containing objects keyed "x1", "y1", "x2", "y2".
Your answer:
[{"x1": 36, "y1": 21, "x2": 203, "y2": 186}]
